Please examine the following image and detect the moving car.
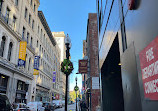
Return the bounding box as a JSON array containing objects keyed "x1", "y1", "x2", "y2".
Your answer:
[
  {"x1": 0, "y1": 93, "x2": 13, "y2": 111},
  {"x1": 13, "y1": 103, "x2": 30, "y2": 111}
]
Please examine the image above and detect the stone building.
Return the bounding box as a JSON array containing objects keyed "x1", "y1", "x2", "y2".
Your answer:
[
  {"x1": 0, "y1": 0, "x2": 60, "y2": 103},
  {"x1": 52, "y1": 31, "x2": 66, "y2": 100}
]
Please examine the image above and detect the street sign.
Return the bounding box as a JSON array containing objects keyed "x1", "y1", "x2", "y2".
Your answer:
[
  {"x1": 74, "y1": 86, "x2": 79, "y2": 91},
  {"x1": 79, "y1": 59, "x2": 88, "y2": 74},
  {"x1": 139, "y1": 36, "x2": 158, "y2": 100}
]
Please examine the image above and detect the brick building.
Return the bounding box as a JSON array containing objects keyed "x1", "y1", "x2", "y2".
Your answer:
[{"x1": 84, "y1": 13, "x2": 101, "y2": 111}]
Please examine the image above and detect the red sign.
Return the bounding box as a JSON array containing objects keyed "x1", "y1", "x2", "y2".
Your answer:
[
  {"x1": 55, "y1": 94, "x2": 59, "y2": 100},
  {"x1": 79, "y1": 60, "x2": 88, "y2": 74},
  {"x1": 139, "y1": 36, "x2": 158, "y2": 100}
]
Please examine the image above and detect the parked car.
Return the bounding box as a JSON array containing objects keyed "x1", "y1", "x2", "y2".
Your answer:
[
  {"x1": 61, "y1": 100, "x2": 65, "y2": 106},
  {"x1": 42, "y1": 102, "x2": 54, "y2": 111},
  {"x1": 13, "y1": 103, "x2": 30, "y2": 111},
  {"x1": 27, "y1": 102, "x2": 45, "y2": 111},
  {"x1": 0, "y1": 93, "x2": 13, "y2": 111},
  {"x1": 52, "y1": 100, "x2": 62, "y2": 108}
]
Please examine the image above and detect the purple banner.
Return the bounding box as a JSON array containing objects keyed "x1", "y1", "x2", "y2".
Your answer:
[{"x1": 53, "y1": 71, "x2": 56, "y2": 83}]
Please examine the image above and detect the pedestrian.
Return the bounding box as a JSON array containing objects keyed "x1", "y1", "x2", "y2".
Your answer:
[
  {"x1": 78, "y1": 100, "x2": 81, "y2": 111},
  {"x1": 81, "y1": 101, "x2": 87, "y2": 111}
]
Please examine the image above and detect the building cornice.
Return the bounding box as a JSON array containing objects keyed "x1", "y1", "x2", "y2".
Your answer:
[{"x1": 38, "y1": 11, "x2": 56, "y2": 46}]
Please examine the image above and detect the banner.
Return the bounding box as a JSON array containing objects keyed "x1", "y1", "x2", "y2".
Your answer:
[
  {"x1": 18, "y1": 41, "x2": 27, "y2": 66},
  {"x1": 33, "y1": 56, "x2": 40, "y2": 75},
  {"x1": 53, "y1": 71, "x2": 56, "y2": 83},
  {"x1": 79, "y1": 59, "x2": 88, "y2": 74},
  {"x1": 139, "y1": 36, "x2": 158, "y2": 100}
]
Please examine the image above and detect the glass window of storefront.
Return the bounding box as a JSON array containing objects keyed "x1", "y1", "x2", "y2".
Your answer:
[{"x1": 0, "y1": 74, "x2": 8, "y2": 94}]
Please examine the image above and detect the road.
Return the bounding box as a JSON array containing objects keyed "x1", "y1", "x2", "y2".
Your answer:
[{"x1": 55, "y1": 103, "x2": 79, "y2": 111}]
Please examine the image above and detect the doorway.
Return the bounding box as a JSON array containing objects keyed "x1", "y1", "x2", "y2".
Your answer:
[{"x1": 101, "y1": 35, "x2": 124, "y2": 111}]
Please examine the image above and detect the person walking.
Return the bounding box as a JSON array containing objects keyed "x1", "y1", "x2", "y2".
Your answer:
[
  {"x1": 81, "y1": 101, "x2": 87, "y2": 111},
  {"x1": 78, "y1": 100, "x2": 81, "y2": 111}
]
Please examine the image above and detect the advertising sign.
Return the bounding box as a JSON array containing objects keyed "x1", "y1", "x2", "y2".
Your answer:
[
  {"x1": 79, "y1": 60, "x2": 88, "y2": 74},
  {"x1": 33, "y1": 56, "x2": 40, "y2": 75},
  {"x1": 53, "y1": 71, "x2": 56, "y2": 83},
  {"x1": 18, "y1": 41, "x2": 27, "y2": 66},
  {"x1": 139, "y1": 36, "x2": 158, "y2": 100}
]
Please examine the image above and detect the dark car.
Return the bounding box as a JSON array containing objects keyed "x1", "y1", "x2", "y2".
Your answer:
[
  {"x1": 0, "y1": 93, "x2": 13, "y2": 111},
  {"x1": 13, "y1": 103, "x2": 30, "y2": 111},
  {"x1": 43, "y1": 102, "x2": 54, "y2": 111}
]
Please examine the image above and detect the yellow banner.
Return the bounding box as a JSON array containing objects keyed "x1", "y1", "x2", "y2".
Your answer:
[
  {"x1": 33, "y1": 69, "x2": 39, "y2": 75},
  {"x1": 18, "y1": 41, "x2": 27, "y2": 60}
]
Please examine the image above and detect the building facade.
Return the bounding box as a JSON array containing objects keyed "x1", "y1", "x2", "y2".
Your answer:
[
  {"x1": 0, "y1": 0, "x2": 61, "y2": 104},
  {"x1": 98, "y1": 0, "x2": 158, "y2": 111},
  {"x1": 53, "y1": 31, "x2": 66, "y2": 100},
  {"x1": 83, "y1": 13, "x2": 100, "y2": 111}
]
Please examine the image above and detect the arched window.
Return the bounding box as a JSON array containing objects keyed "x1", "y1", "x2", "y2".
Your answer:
[
  {"x1": 7, "y1": 42, "x2": 13, "y2": 61},
  {"x1": 0, "y1": 36, "x2": 6, "y2": 57},
  {"x1": 28, "y1": 58, "x2": 31, "y2": 71},
  {"x1": 25, "y1": 54, "x2": 27, "y2": 68}
]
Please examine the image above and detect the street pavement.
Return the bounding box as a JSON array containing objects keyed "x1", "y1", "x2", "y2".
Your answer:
[{"x1": 55, "y1": 103, "x2": 79, "y2": 111}]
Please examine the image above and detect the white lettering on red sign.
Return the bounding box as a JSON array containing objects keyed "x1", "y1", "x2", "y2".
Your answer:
[
  {"x1": 139, "y1": 36, "x2": 158, "y2": 100},
  {"x1": 146, "y1": 47, "x2": 154, "y2": 62}
]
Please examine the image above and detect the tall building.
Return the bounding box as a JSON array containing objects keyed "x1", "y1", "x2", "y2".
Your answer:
[
  {"x1": 82, "y1": 13, "x2": 100, "y2": 111},
  {"x1": 97, "y1": 0, "x2": 158, "y2": 111},
  {"x1": 52, "y1": 31, "x2": 66, "y2": 100},
  {"x1": 0, "y1": 0, "x2": 60, "y2": 104}
]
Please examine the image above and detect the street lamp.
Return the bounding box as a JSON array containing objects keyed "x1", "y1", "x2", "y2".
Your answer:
[
  {"x1": 75, "y1": 77, "x2": 78, "y2": 111},
  {"x1": 64, "y1": 34, "x2": 71, "y2": 111}
]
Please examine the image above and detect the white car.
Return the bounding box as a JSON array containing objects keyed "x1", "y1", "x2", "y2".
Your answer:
[
  {"x1": 27, "y1": 102, "x2": 45, "y2": 111},
  {"x1": 52, "y1": 100, "x2": 62, "y2": 108}
]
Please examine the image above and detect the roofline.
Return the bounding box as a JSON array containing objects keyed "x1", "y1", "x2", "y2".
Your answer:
[{"x1": 38, "y1": 11, "x2": 56, "y2": 46}]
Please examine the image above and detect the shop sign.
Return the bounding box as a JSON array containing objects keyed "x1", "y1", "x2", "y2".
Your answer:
[
  {"x1": 79, "y1": 59, "x2": 88, "y2": 74},
  {"x1": 53, "y1": 71, "x2": 56, "y2": 83},
  {"x1": 139, "y1": 36, "x2": 158, "y2": 100},
  {"x1": 33, "y1": 56, "x2": 40, "y2": 75},
  {"x1": 18, "y1": 41, "x2": 27, "y2": 66}
]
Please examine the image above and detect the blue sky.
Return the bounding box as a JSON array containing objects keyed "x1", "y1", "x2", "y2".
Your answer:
[{"x1": 39, "y1": 0, "x2": 96, "y2": 91}]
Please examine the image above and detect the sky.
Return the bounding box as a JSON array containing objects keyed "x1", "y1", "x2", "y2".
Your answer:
[{"x1": 39, "y1": 0, "x2": 96, "y2": 91}]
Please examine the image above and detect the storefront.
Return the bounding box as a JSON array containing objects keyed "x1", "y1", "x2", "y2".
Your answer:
[
  {"x1": 0, "y1": 74, "x2": 8, "y2": 94},
  {"x1": 15, "y1": 80, "x2": 29, "y2": 103}
]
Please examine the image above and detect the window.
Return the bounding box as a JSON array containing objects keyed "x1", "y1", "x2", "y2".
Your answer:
[
  {"x1": 29, "y1": 14, "x2": 31, "y2": 24},
  {"x1": 30, "y1": 37, "x2": 33, "y2": 46},
  {"x1": 36, "y1": 40, "x2": 38, "y2": 47},
  {"x1": 24, "y1": 8, "x2": 27, "y2": 19},
  {"x1": 34, "y1": 4, "x2": 36, "y2": 12},
  {"x1": 6, "y1": 7, "x2": 10, "y2": 24},
  {"x1": 27, "y1": 32, "x2": 29, "y2": 43},
  {"x1": 0, "y1": 0, "x2": 3, "y2": 12},
  {"x1": 38, "y1": 25, "x2": 39, "y2": 34},
  {"x1": 32, "y1": 20, "x2": 34, "y2": 29},
  {"x1": 40, "y1": 29, "x2": 42, "y2": 39},
  {"x1": 15, "y1": 0, "x2": 18, "y2": 6},
  {"x1": 22, "y1": 27, "x2": 25, "y2": 39},
  {"x1": 0, "y1": 36, "x2": 6, "y2": 57},
  {"x1": 28, "y1": 58, "x2": 31, "y2": 71},
  {"x1": 25, "y1": 54, "x2": 27, "y2": 68},
  {"x1": 13, "y1": 16, "x2": 16, "y2": 31},
  {"x1": 40, "y1": 45, "x2": 41, "y2": 51},
  {"x1": 7, "y1": 42, "x2": 13, "y2": 61},
  {"x1": 30, "y1": 0, "x2": 33, "y2": 5}
]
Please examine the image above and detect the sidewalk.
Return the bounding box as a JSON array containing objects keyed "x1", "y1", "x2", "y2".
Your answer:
[{"x1": 55, "y1": 103, "x2": 79, "y2": 111}]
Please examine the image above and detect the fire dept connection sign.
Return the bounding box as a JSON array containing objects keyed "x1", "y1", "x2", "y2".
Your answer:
[{"x1": 139, "y1": 36, "x2": 158, "y2": 100}]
